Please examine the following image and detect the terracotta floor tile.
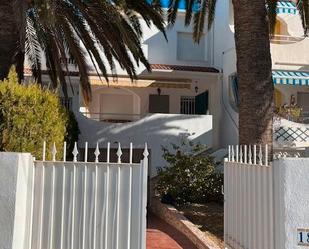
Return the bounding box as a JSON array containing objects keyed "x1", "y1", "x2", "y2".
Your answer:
[{"x1": 147, "y1": 213, "x2": 198, "y2": 249}]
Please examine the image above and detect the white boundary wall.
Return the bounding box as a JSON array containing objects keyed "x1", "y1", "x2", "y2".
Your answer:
[
  {"x1": 0, "y1": 153, "x2": 34, "y2": 249},
  {"x1": 273, "y1": 158, "x2": 309, "y2": 249},
  {"x1": 225, "y1": 145, "x2": 309, "y2": 249}
]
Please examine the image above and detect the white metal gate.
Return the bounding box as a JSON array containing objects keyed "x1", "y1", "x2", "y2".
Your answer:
[
  {"x1": 29, "y1": 141, "x2": 149, "y2": 249},
  {"x1": 224, "y1": 145, "x2": 274, "y2": 249}
]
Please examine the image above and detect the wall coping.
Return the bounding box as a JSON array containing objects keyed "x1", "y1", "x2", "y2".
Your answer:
[{"x1": 149, "y1": 197, "x2": 222, "y2": 249}]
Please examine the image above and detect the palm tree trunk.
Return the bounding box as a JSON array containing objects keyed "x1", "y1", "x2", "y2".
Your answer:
[
  {"x1": 0, "y1": 1, "x2": 21, "y2": 80},
  {"x1": 232, "y1": 0, "x2": 274, "y2": 148}
]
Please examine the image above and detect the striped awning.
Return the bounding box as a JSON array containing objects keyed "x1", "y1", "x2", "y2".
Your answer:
[
  {"x1": 276, "y1": 1, "x2": 297, "y2": 14},
  {"x1": 90, "y1": 77, "x2": 191, "y2": 89},
  {"x1": 273, "y1": 70, "x2": 309, "y2": 86},
  {"x1": 157, "y1": 1, "x2": 298, "y2": 15}
]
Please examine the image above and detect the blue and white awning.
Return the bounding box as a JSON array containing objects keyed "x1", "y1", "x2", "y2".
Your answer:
[
  {"x1": 273, "y1": 70, "x2": 309, "y2": 86},
  {"x1": 276, "y1": 1, "x2": 297, "y2": 14},
  {"x1": 158, "y1": 1, "x2": 297, "y2": 14}
]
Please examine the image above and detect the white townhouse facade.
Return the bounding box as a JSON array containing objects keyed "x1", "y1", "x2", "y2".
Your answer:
[
  {"x1": 24, "y1": 0, "x2": 309, "y2": 174},
  {"x1": 214, "y1": 0, "x2": 309, "y2": 152}
]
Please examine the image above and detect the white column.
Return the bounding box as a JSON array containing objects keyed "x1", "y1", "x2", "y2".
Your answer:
[{"x1": 0, "y1": 153, "x2": 34, "y2": 249}]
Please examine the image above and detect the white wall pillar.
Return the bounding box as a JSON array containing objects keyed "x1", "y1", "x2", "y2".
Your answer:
[
  {"x1": 273, "y1": 158, "x2": 309, "y2": 249},
  {"x1": 0, "y1": 153, "x2": 34, "y2": 249}
]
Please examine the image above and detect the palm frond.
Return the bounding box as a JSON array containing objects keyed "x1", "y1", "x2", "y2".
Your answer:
[
  {"x1": 25, "y1": 15, "x2": 42, "y2": 83},
  {"x1": 184, "y1": 0, "x2": 195, "y2": 26},
  {"x1": 167, "y1": 0, "x2": 217, "y2": 43},
  {"x1": 207, "y1": 0, "x2": 217, "y2": 30},
  {"x1": 168, "y1": 0, "x2": 181, "y2": 26},
  {"x1": 298, "y1": 0, "x2": 309, "y2": 36},
  {"x1": 23, "y1": 0, "x2": 166, "y2": 102},
  {"x1": 193, "y1": 0, "x2": 208, "y2": 43},
  {"x1": 60, "y1": 18, "x2": 91, "y2": 104},
  {"x1": 266, "y1": 0, "x2": 278, "y2": 35}
]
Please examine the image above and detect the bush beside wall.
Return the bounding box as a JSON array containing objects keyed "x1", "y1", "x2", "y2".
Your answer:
[
  {"x1": 156, "y1": 141, "x2": 223, "y2": 204},
  {"x1": 0, "y1": 69, "x2": 69, "y2": 160}
]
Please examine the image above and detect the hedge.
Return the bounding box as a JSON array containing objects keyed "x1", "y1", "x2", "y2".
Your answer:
[{"x1": 0, "y1": 68, "x2": 69, "y2": 160}]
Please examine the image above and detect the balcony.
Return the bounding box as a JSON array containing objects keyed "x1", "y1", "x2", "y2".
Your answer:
[
  {"x1": 81, "y1": 112, "x2": 142, "y2": 123},
  {"x1": 271, "y1": 38, "x2": 309, "y2": 69},
  {"x1": 271, "y1": 34, "x2": 304, "y2": 44},
  {"x1": 76, "y1": 111, "x2": 213, "y2": 176},
  {"x1": 274, "y1": 115, "x2": 309, "y2": 149}
]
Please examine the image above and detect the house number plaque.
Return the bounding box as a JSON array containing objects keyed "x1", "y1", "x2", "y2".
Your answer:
[{"x1": 298, "y1": 229, "x2": 309, "y2": 246}]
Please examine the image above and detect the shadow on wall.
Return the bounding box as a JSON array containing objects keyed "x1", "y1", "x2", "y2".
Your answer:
[{"x1": 75, "y1": 112, "x2": 213, "y2": 176}]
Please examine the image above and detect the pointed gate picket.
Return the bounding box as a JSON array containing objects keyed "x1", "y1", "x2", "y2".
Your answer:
[{"x1": 28, "y1": 141, "x2": 149, "y2": 249}]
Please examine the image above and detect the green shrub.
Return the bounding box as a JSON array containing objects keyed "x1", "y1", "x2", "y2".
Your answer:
[
  {"x1": 156, "y1": 141, "x2": 223, "y2": 204},
  {"x1": 0, "y1": 68, "x2": 68, "y2": 160}
]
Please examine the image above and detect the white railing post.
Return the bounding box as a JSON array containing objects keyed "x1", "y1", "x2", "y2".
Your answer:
[
  {"x1": 39, "y1": 164, "x2": 45, "y2": 249},
  {"x1": 73, "y1": 142, "x2": 78, "y2": 162},
  {"x1": 104, "y1": 142, "x2": 110, "y2": 249},
  {"x1": 84, "y1": 142, "x2": 88, "y2": 163},
  {"x1": 107, "y1": 142, "x2": 110, "y2": 164},
  {"x1": 71, "y1": 145, "x2": 77, "y2": 249},
  {"x1": 244, "y1": 145, "x2": 247, "y2": 164},
  {"x1": 129, "y1": 143, "x2": 133, "y2": 164},
  {"x1": 265, "y1": 144, "x2": 269, "y2": 166},
  {"x1": 141, "y1": 143, "x2": 149, "y2": 249},
  {"x1": 60, "y1": 161, "x2": 66, "y2": 249},
  {"x1": 94, "y1": 142, "x2": 100, "y2": 163},
  {"x1": 117, "y1": 143, "x2": 122, "y2": 164},
  {"x1": 240, "y1": 145, "x2": 243, "y2": 163},
  {"x1": 49, "y1": 163, "x2": 56, "y2": 249},
  {"x1": 259, "y1": 144, "x2": 263, "y2": 165},
  {"x1": 253, "y1": 145, "x2": 257, "y2": 165},
  {"x1": 93, "y1": 155, "x2": 98, "y2": 249},
  {"x1": 63, "y1": 142, "x2": 67, "y2": 162},
  {"x1": 127, "y1": 143, "x2": 133, "y2": 249},
  {"x1": 52, "y1": 142, "x2": 57, "y2": 162},
  {"x1": 115, "y1": 145, "x2": 121, "y2": 249},
  {"x1": 82, "y1": 158, "x2": 88, "y2": 249},
  {"x1": 228, "y1": 145, "x2": 231, "y2": 162},
  {"x1": 43, "y1": 141, "x2": 46, "y2": 161},
  {"x1": 231, "y1": 145, "x2": 235, "y2": 162},
  {"x1": 249, "y1": 145, "x2": 252, "y2": 165}
]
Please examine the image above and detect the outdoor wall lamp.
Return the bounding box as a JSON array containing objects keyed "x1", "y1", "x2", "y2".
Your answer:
[
  {"x1": 195, "y1": 86, "x2": 199, "y2": 93},
  {"x1": 157, "y1": 87, "x2": 161, "y2": 95}
]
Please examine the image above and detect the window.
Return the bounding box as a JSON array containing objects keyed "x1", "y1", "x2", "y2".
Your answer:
[
  {"x1": 177, "y1": 32, "x2": 206, "y2": 61},
  {"x1": 60, "y1": 97, "x2": 73, "y2": 111},
  {"x1": 149, "y1": 95, "x2": 170, "y2": 113},
  {"x1": 229, "y1": 0, "x2": 234, "y2": 27},
  {"x1": 181, "y1": 96, "x2": 196, "y2": 114},
  {"x1": 229, "y1": 74, "x2": 239, "y2": 108},
  {"x1": 297, "y1": 92, "x2": 309, "y2": 114}
]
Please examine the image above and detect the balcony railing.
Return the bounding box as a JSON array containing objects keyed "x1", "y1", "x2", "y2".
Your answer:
[
  {"x1": 80, "y1": 111, "x2": 209, "y2": 123},
  {"x1": 274, "y1": 115, "x2": 309, "y2": 147},
  {"x1": 271, "y1": 34, "x2": 304, "y2": 44},
  {"x1": 81, "y1": 112, "x2": 143, "y2": 123}
]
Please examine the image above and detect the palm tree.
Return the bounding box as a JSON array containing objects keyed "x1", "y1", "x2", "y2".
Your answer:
[
  {"x1": 168, "y1": 0, "x2": 309, "y2": 147},
  {"x1": 0, "y1": 0, "x2": 166, "y2": 104}
]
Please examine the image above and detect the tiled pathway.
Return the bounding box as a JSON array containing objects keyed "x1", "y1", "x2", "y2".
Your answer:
[{"x1": 147, "y1": 213, "x2": 198, "y2": 249}]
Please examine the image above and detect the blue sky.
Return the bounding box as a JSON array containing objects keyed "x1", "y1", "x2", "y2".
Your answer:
[{"x1": 160, "y1": 0, "x2": 186, "y2": 9}]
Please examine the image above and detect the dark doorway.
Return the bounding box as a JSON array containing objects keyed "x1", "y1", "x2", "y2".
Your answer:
[{"x1": 195, "y1": 91, "x2": 209, "y2": 114}]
